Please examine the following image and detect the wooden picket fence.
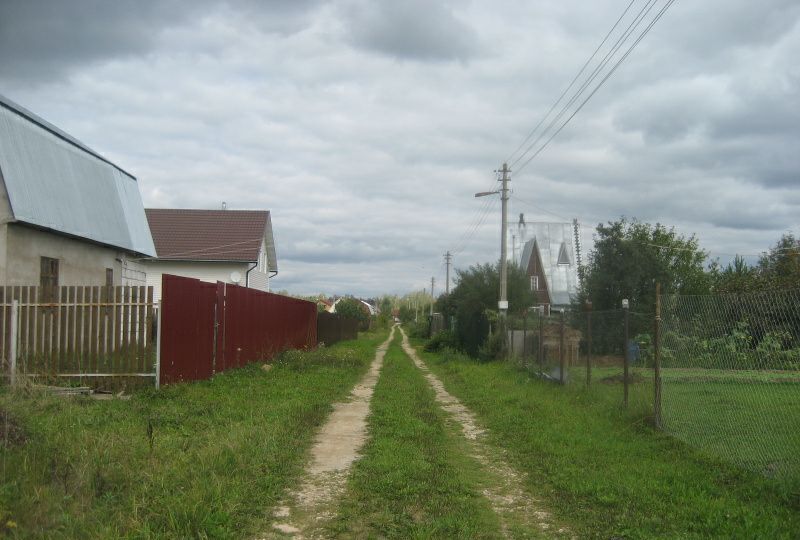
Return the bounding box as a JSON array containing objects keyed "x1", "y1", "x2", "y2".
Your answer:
[{"x1": 1, "y1": 285, "x2": 156, "y2": 389}]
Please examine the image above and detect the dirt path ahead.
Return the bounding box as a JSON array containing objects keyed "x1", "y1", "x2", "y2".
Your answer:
[
  {"x1": 265, "y1": 327, "x2": 396, "y2": 539},
  {"x1": 398, "y1": 328, "x2": 570, "y2": 538}
]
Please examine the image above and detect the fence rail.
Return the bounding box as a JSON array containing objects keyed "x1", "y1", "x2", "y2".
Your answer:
[{"x1": 1, "y1": 285, "x2": 156, "y2": 388}]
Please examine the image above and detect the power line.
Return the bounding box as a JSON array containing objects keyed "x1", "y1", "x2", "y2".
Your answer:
[
  {"x1": 511, "y1": 0, "x2": 661, "y2": 169},
  {"x1": 505, "y1": 0, "x2": 639, "y2": 166},
  {"x1": 515, "y1": 0, "x2": 677, "y2": 175}
]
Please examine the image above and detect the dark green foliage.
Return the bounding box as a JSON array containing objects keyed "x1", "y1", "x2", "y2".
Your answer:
[
  {"x1": 758, "y1": 234, "x2": 800, "y2": 289},
  {"x1": 406, "y1": 319, "x2": 430, "y2": 339},
  {"x1": 708, "y1": 255, "x2": 761, "y2": 293},
  {"x1": 442, "y1": 262, "x2": 535, "y2": 357},
  {"x1": 335, "y1": 297, "x2": 371, "y2": 330},
  {"x1": 423, "y1": 330, "x2": 458, "y2": 352},
  {"x1": 575, "y1": 217, "x2": 710, "y2": 313}
]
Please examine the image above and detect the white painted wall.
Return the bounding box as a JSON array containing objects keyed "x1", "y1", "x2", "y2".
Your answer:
[
  {"x1": 247, "y1": 238, "x2": 271, "y2": 292},
  {"x1": 145, "y1": 259, "x2": 270, "y2": 302}
]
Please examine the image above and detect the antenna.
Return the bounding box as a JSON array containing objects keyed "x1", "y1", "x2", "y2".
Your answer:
[{"x1": 573, "y1": 218, "x2": 584, "y2": 285}]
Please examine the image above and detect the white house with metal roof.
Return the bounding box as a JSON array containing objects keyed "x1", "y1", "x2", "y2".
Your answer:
[{"x1": 0, "y1": 94, "x2": 155, "y2": 288}]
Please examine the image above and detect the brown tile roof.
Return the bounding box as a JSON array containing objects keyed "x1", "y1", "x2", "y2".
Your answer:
[{"x1": 145, "y1": 209, "x2": 276, "y2": 267}]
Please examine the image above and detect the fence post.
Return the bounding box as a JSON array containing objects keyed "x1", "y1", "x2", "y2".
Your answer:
[
  {"x1": 623, "y1": 300, "x2": 630, "y2": 408},
  {"x1": 654, "y1": 283, "x2": 662, "y2": 429},
  {"x1": 155, "y1": 299, "x2": 162, "y2": 390},
  {"x1": 538, "y1": 309, "x2": 544, "y2": 375},
  {"x1": 9, "y1": 300, "x2": 18, "y2": 386},
  {"x1": 559, "y1": 309, "x2": 566, "y2": 385},
  {"x1": 586, "y1": 301, "x2": 592, "y2": 386},
  {"x1": 523, "y1": 311, "x2": 528, "y2": 371}
]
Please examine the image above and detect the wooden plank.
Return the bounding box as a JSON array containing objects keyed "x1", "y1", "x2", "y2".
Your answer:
[
  {"x1": 98, "y1": 286, "x2": 108, "y2": 372},
  {"x1": 129, "y1": 286, "x2": 138, "y2": 374},
  {"x1": 13, "y1": 286, "x2": 23, "y2": 370},
  {"x1": 121, "y1": 286, "x2": 130, "y2": 374},
  {"x1": 146, "y1": 286, "x2": 154, "y2": 374},
  {"x1": 0, "y1": 287, "x2": 5, "y2": 369},
  {"x1": 58, "y1": 287, "x2": 68, "y2": 374},
  {"x1": 137, "y1": 286, "x2": 146, "y2": 373},
  {"x1": 80, "y1": 286, "x2": 90, "y2": 376},
  {"x1": 34, "y1": 287, "x2": 43, "y2": 371},
  {"x1": 67, "y1": 287, "x2": 76, "y2": 374},
  {"x1": 113, "y1": 287, "x2": 122, "y2": 362},
  {"x1": 92, "y1": 286, "x2": 101, "y2": 374},
  {"x1": 19, "y1": 287, "x2": 28, "y2": 371}
]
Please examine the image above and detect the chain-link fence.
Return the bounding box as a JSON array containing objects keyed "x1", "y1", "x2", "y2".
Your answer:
[
  {"x1": 659, "y1": 289, "x2": 800, "y2": 482},
  {"x1": 508, "y1": 308, "x2": 652, "y2": 399},
  {"x1": 505, "y1": 289, "x2": 800, "y2": 483}
]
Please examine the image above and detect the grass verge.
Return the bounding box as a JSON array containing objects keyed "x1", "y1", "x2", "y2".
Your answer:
[
  {"x1": 329, "y1": 333, "x2": 502, "y2": 538},
  {"x1": 415, "y1": 341, "x2": 800, "y2": 539},
  {"x1": 0, "y1": 331, "x2": 386, "y2": 539}
]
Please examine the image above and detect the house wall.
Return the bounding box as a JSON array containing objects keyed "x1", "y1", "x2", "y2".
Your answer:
[
  {"x1": 247, "y1": 238, "x2": 271, "y2": 292},
  {"x1": 145, "y1": 260, "x2": 258, "y2": 302},
  {"x1": 3, "y1": 223, "x2": 146, "y2": 287},
  {"x1": 526, "y1": 245, "x2": 551, "y2": 306}
]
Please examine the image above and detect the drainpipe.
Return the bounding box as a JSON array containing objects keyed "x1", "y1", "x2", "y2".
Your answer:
[{"x1": 244, "y1": 261, "x2": 258, "y2": 287}]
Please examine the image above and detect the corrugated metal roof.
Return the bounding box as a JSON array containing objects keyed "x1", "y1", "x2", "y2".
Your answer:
[
  {"x1": 0, "y1": 94, "x2": 155, "y2": 256},
  {"x1": 145, "y1": 209, "x2": 278, "y2": 271},
  {"x1": 519, "y1": 222, "x2": 579, "y2": 306}
]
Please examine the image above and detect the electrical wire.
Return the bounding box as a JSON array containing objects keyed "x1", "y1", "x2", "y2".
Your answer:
[
  {"x1": 505, "y1": 0, "x2": 639, "y2": 166},
  {"x1": 515, "y1": 0, "x2": 677, "y2": 175}
]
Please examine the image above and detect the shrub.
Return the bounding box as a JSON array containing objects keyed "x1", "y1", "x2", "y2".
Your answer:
[
  {"x1": 478, "y1": 330, "x2": 506, "y2": 362},
  {"x1": 424, "y1": 330, "x2": 458, "y2": 352}
]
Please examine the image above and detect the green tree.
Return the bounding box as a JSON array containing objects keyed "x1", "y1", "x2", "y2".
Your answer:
[
  {"x1": 576, "y1": 218, "x2": 710, "y2": 314},
  {"x1": 709, "y1": 255, "x2": 760, "y2": 293},
  {"x1": 757, "y1": 234, "x2": 800, "y2": 289},
  {"x1": 335, "y1": 297, "x2": 370, "y2": 327},
  {"x1": 441, "y1": 261, "x2": 535, "y2": 358}
]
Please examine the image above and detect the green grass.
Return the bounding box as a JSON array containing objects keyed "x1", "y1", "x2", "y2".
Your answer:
[
  {"x1": 415, "y1": 341, "x2": 800, "y2": 539},
  {"x1": 329, "y1": 333, "x2": 503, "y2": 539},
  {"x1": 0, "y1": 331, "x2": 387, "y2": 539}
]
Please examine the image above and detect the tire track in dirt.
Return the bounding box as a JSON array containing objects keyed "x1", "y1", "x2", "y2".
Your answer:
[
  {"x1": 398, "y1": 327, "x2": 571, "y2": 539},
  {"x1": 262, "y1": 326, "x2": 396, "y2": 539}
]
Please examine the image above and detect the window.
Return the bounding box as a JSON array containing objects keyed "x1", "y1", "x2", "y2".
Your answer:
[
  {"x1": 40, "y1": 256, "x2": 59, "y2": 302},
  {"x1": 530, "y1": 275, "x2": 539, "y2": 291},
  {"x1": 557, "y1": 242, "x2": 571, "y2": 265},
  {"x1": 106, "y1": 268, "x2": 114, "y2": 288}
]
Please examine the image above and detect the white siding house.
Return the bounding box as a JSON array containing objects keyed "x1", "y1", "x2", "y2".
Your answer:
[{"x1": 144, "y1": 209, "x2": 277, "y2": 302}]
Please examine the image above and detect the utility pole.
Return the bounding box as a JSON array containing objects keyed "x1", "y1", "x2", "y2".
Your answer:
[
  {"x1": 499, "y1": 162, "x2": 510, "y2": 317},
  {"x1": 444, "y1": 252, "x2": 452, "y2": 295},
  {"x1": 430, "y1": 277, "x2": 435, "y2": 316}
]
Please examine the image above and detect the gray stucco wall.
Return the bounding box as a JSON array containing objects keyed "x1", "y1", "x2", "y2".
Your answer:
[{"x1": 3, "y1": 223, "x2": 146, "y2": 287}]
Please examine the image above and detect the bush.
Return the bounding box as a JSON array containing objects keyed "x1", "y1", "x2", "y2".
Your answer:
[
  {"x1": 406, "y1": 320, "x2": 429, "y2": 339},
  {"x1": 478, "y1": 330, "x2": 506, "y2": 362},
  {"x1": 424, "y1": 330, "x2": 458, "y2": 352}
]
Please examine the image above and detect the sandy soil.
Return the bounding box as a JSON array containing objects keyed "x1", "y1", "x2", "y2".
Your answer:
[
  {"x1": 261, "y1": 326, "x2": 396, "y2": 539},
  {"x1": 399, "y1": 328, "x2": 571, "y2": 538}
]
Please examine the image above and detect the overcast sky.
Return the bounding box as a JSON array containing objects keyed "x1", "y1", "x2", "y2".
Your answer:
[{"x1": 1, "y1": 0, "x2": 798, "y2": 297}]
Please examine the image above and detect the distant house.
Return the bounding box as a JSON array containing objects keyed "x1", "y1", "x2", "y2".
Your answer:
[
  {"x1": 144, "y1": 209, "x2": 277, "y2": 302},
  {"x1": 518, "y1": 222, "x2": 580, "y2": 313},
  {"x1": 0, "y1": 94, "x2": 156, "y2": 290}
]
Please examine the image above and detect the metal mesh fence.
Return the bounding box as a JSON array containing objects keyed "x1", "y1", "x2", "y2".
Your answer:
[{"x1": 659, "y1": 289, "x2": 800, "y2": 481}]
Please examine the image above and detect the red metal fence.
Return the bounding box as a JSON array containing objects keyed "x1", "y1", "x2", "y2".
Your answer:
[{"x1": 159, "y1": 274, "x2": 316, "y2": 386}]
